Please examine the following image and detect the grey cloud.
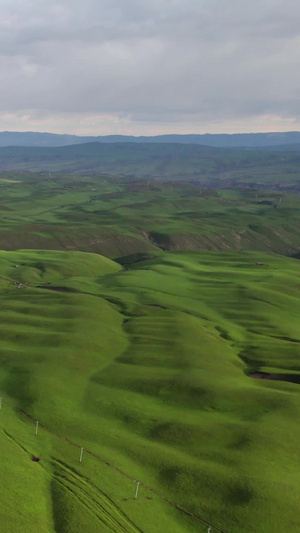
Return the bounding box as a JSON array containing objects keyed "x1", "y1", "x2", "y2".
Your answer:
[{"x1": 0, "y1": 0, "x2": 300, "y2": 132}]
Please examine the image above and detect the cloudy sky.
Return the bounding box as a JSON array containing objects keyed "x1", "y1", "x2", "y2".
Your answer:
[{"x1": 1, "y1": 0, "x2": 300, "y2": 135}]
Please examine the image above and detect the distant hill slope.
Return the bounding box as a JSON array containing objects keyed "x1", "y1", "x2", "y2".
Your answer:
[
  {"x1": 2, "y1": 130, "x2": 300, "y2": 147},
  {"x1": 0, "y1": 174, "x2": 300, "y2": 257},
  {"x1": 0, "y1": 142, "x2": 300, "y2": 190}
]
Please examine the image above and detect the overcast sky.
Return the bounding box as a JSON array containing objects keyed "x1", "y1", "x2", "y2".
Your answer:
[{"x1": 1, "y1": 0, "x2": 300, "y2": 135}]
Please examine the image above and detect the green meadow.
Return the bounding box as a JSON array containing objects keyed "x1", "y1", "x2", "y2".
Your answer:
[
  {"x1": 0, "y1": 173, "x2": 300, "y2": 257},
  {"x1": 0, "y1": 248, "x2": 300, "y2": 531}
]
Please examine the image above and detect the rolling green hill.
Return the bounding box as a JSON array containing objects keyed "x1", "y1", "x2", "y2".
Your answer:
[
  {"x1": 0, "y1": 174, "x2": 300, "y2": 258},
  {"x1": 1, "y1": 168, "x2": 300, "y2": 531},
  {"x1": 0, "y1": 249, "x2": 300, "y2": 532}
]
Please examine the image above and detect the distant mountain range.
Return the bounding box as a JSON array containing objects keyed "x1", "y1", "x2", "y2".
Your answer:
[
  {"x1": 1, "y1": 131, "x2": 300, "y2": 148},
  {"x1": 1, "y1": 141, "x2": 300, "y2": 190}
]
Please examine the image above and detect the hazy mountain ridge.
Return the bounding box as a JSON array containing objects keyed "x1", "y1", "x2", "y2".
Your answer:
[
  {"x1": 1, "y1": 142, "x2": 300, "y2": 190},
  {"x1": 2, "y1": 130, "x2": 300, "y2": 147}
]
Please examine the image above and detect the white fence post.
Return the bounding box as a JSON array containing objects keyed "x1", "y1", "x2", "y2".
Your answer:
[
  {"x1": 80, "y1": 447, "x2": 84, "y2": 463},
  {"x1": 135, "y1": 481, "x2": 140, "y2": 499}
]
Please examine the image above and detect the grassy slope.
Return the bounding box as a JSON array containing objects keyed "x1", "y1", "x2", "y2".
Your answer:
[
  {"x1": 1, "y1": 175, "x2": 300, "y2": 257},
  {"x1": 0, "y1": 249, "x2": 300, "y2": 531}
]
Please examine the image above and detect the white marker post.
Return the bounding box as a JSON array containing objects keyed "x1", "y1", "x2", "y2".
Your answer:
[
  {"x1": 207, "y1": 527, "x2": 212, "y2": 533},
  {"x1": 0, "y1": 397, "x2": 2, "y2": 410},
  {"x1": 35, "y1": 421, "x2": 39, "y2": 435},
  {"x1": 134, "y1": 481, "x2": 140, "y2": 500},
  {"x1": 80, "y1": 447, "x2": 84, "y2": 463}
]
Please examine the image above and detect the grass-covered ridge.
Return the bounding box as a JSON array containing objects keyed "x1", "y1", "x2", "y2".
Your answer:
[{"x1": 1, "y1": 249, "x2": 300, "y2": 532}]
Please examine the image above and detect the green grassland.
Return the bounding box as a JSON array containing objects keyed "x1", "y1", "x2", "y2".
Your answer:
[
  {"x1": 0, "y1": 173, "x2": 300, "y2": 257},
  {"x1": 0, "y1": 249, "x2": 300, "y2": 531},
  {"x1": 1, "y1": 168, "x2": 300, "y2": 531}
]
